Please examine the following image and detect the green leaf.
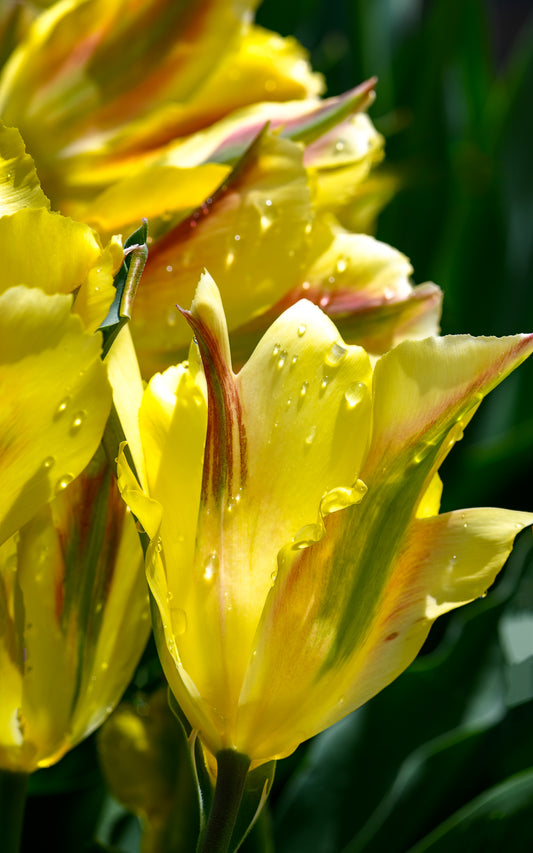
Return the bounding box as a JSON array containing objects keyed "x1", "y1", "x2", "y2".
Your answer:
[
  {"x1": 99, "y1": 219, "x2": 148, "y2": 358},
  {"x1": 408, "y1": 768, "x2": 533, "y2": 853}
]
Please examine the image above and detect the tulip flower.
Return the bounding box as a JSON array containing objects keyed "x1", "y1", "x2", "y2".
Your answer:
[
  {"x1": 0, "y1": 0, "x2": 440, "y2": 382},
  {"x1": 118, "y1": 273, "x2": 533, "y2": 777},
  {"x1": 0, "y1": 0, "x2": 322, "y2": 210},
  {"x1": 0, "y1": 450, "x2": 149, "y2": 774}
]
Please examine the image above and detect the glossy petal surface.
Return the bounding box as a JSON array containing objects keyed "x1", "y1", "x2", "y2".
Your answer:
[{"x1": 0, "y1": 286, "x2": 111, "y2": 545}]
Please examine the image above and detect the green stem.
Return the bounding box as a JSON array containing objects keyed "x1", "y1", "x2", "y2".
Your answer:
[
  {"x1": 0, "y1": 770, "x2": 28, "y2": 853},
  {"x1": 199, "y1": 750, "x2": 251, "y2": 853}
]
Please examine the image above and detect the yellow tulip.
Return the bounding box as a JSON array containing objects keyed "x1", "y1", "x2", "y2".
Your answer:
[
  {"x1": 118, "y1": 273, "x2": 533, "y2": 767},
  {"x1": 0, "y1": 450, "x2": 149, "y2": 773},
  {"x1": 0, "y1": 0, "x2": 437, "y2": 379},
  {"x1": 0, "y1": 120, "x2": 149, "y2": 775},
  {"x1": 0, "y1": 0, "x2": 322, "y2": 209}
]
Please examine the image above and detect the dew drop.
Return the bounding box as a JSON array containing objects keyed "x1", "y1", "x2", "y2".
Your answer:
[
  {"x1": 70, "y1": 411, "x2": 85, "y2": 434},
  {"x1": 272, "y1": 343, "x2": 281, "y2": 357},
  {"x1": 304, "y1": 223, "x2": 312, "y2": 235},
  {"x1": 234, "y1": 234, "x2": 241, "y2": 242},
  {"x1": 56, "y1": 474, "x2": 74, "y2": 493},
  {"x1": 335, "y1": 139, "x2": 345, "y2": 153},
  {"x1": 297, "y1": 324, "x2": 307, "y2": 337},
  {"x1": 277, "y1": 350, "x2": 287, "y2": 368},
  {"x1": 300, "y1": 381, "x2": 309, "y2": 398},
  {"x1": 155, "y1": 538, "x2": 162, "y2": 553},
  {"x1": 479, "y1": 591, "x2": 488, "y2": 599},
  {"x1": 325, "y1": 341, "x2": 347, "y2": 366},
  {"x1": 305, "y1": 425, "x2": 316, "y2": 445},
  {"x1": 291, "y1": 355, "x2": 298, "y2": 366},
  {"x1": 321, "y1": 375, "x2": 330, "y2": 390},
  {"x1": 55, "y1": 397, "x2": 70, "y2": 418},
  {"x1": 226, "y1": 250, "x2": 235, "y2": 267},
  {"x1": 271, "y1": 569, "x2": 278, "y2": 582},
  {"x1": 204, "y1": 552, "x2": 219, "y2": 581},
  {"x1": 42, "y1": 456, "x2": 55, "y2": 470},
  {"x1": 265, "y1": 198, "x2": 272, "y2": 207},
  {"x1": 166, "y1": 264, "x2": 173, "y2": 273},
  {"x1": 335, "y1": 256, "x2": 348, "y2": 274},
  {"x1": 344, "y1": 382, "x2": 366, "y2": 409}
]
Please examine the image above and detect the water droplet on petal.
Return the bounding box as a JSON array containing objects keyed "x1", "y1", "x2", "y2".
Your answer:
[
  {"x1": 325, "y1": 341, "x2": 347, "y2": 366},
  {"x1": 55, "y1": 397, "x2": 70, "y2": 418},
  {"x1": 297, "y1": 324, "x2": 307, "y2": 337},
  {"x1": 305, "y1": 425, "x2": 316, "y2": 445},
  {"x1": 56, "y1": 474, "x2": 74, "y2": 493},
  {"x1": 265, "y1": 198, "x2": 272, "y2": 207},
  {"x1": 166, "y1": 264, "x2": 173, "y2": 273},
  {"x1": 272, "y1": 343, "x2": 281, "y2": 357},
  {"x1": 335, "y1": 139, "x2": 345, "y2": 153},
  {"x1": 300, "y1": 381, "x2": 309, "y2": 398},
  {"x1": 271, "y1": 569, "x2": 278, "y2": 582},
  {"x1": 277, "y1": 350, "x2": 287, "y2": 368},
  {"x1": 335, "y1": 256, "x2": 348, "y2": 274},
  {"x1": 204, "y1": 552, "x2": 219, "y2": 581},
  {"x1": 70, "y1": 411, "x2": 85, "y2": 434},
  {"x1": 234, "y1": 234, "x2": 241, "y2": 242},
  {"x1": 42, "y1": 456, "x2": 55, "y2": 470},
  {"x1": 344, "y1": 382, "x2": 366, "y2": 409}
]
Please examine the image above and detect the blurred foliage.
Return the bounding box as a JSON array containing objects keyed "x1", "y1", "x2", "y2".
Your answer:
[{"x1": 16, "y1": 1, "x2": 533, "y2": 850}]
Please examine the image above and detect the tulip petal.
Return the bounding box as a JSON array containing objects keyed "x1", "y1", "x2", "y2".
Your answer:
[
  {"x1": 0, "y1": 286, "x2": 111, "y2": 545},
  {"x1": 237, "y1": 508, "x2": 532, "y2": 761},
  {"x1": 131, "y1": 130, "x2": 314, "y2": 375},
  {"x1": 0, "y1": 207, "x2": 119, "y2": 331},
  {"x1": 367, "y1": 334, "x2": 533, "y2": 476},
  {"x1": 234, "y1": 334, "x2": 533, "y2": 761},
  {"x1": 83, "y1": 163, "x2": 230, "y2": 238},
  {"x1": 0, "y1": 121, "x2": 49, "y2": 213},
  {"x1": 0, "y1": 455, "x2": 150, "y2": 772}
]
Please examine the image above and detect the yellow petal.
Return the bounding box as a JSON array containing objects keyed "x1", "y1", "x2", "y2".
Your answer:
[
  {"x1": 0, "y1": 456, "x2": 150, "y2": 772},
  {"x1": 0, "y1": 207, "x2": 118, "y2": 331},
  {"x1": 131, "y1": 131, "x2": 314, "y2": 376},
  {"x1": 236, "y1": 508, "x2": 532, "y2": 761},
  {"x1": 0, "y1": 0, "x2": 263, "y2": 201},
  {"x1": 0, "y1": 286, "x2": 111, "y2": 545},
  {"x1": 83, "y1": 163, "x2": 230, "y2": 238},
  {"x1": 0, "y1": 120, "x2": 49, "y2": 213},
  {"x1": 367, "y1": 334, "x2": 533, "y2": 478}
]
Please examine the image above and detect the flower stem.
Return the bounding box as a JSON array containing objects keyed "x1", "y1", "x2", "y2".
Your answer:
[
  {"x1": 0, "y1": 770, "x2": 28, "y2": 853},
  {"x1": 199, "y1": 749, "x2": 251, "y2": 853}
]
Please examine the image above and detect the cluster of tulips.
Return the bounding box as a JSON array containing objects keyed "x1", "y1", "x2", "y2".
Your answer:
[{"x1": 0, "y1": 1, "x2": 531, "y2": 850}]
